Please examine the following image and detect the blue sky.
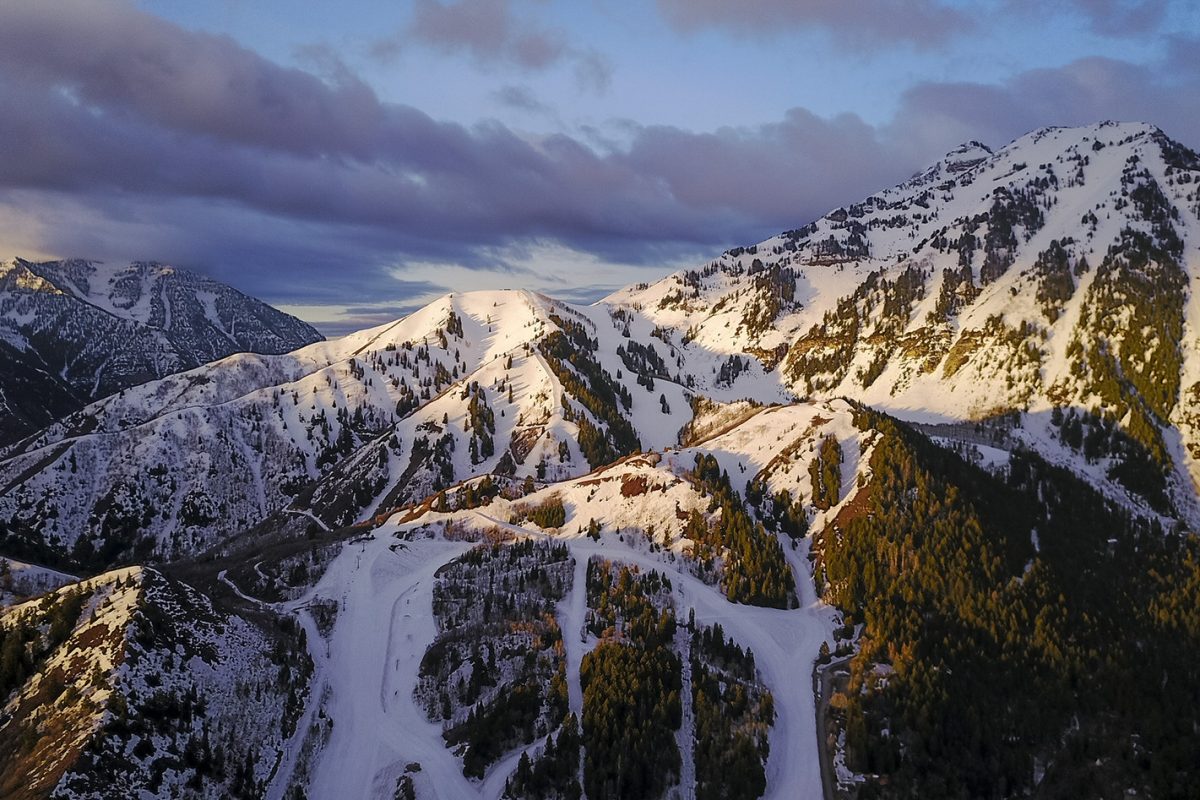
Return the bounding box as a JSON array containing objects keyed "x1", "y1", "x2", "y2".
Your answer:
[
  {"x1": 144, "y1": 1, "x2": 1189, "y2": 135},
  {"x1": 1, "y1": 0, "x2": 1198, "y2": 334}
]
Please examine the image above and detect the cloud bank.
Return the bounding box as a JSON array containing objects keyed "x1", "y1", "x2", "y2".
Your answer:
[{"x1": 0, "y1": 1, "x2": 1196, "y2": 330}]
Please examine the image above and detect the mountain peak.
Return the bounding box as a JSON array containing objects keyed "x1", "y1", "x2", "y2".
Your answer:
[
  {"x1": 903, "y1": 139, "x2": 995, "y2": 188},
  {"x1": 0, "y1": 256, "x2": 324, "y2": 444},
  {"x1": 942, "y1": 140, "x2": 993, "y2": 170},
  {"x1": 6, "y1": 118, "x2": 1200, "y2": 557}
]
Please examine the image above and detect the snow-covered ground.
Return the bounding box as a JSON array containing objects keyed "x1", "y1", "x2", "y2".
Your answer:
[
  {"x1": 305, "y1": 533, "x2": 477, "y2": 800},
  {"x1": 0, "y1": 557, "x2": 77, "y2": 605},
  {"x1": 297, "y1": 503, "x2": 835, "y2": 800},
  {"x1": 556, "y1": 535, "x2": 833, "y2": 800}
]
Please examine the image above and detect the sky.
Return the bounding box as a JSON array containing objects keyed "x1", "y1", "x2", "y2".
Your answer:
[{"x1": 0, "y1": 0, "x2": 1198, "y2": 335}]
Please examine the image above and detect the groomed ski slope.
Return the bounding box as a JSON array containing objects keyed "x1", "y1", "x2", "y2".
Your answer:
[
  {"x1": 306, "y1": 535, "x2": 475, "y2": 800},
  {"x1": 303, "y1": 513, "x2": 835, "y2": 800}
]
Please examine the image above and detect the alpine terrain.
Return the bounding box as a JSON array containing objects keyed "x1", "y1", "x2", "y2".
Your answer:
[
  {"x1": 0, "y1": 259, "x2": 323, "y2": 445},
  {"x1": 2, "y1": 121, "x2": 1199, "y2": 800}
]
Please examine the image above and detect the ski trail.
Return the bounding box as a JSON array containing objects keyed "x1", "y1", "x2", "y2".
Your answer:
[
  {"x1": 557, "y1": 536, "x2": 828, "y2": 800},
  {"x1": 464, "y1": 513, "x2": 830, "y2": 800},
  {"x1": 218, "y1": 566, "x2": 326, "y2": 800},
  {"x1": 284, "y1": 507, "x2": 331, "y2": 532},
  {"x1": 675, "y1": 620, "x2": 696, "y2": 800},
  {"x1": 265, "y1": 607, "x2": 326, "y2": 800},
  {"x1": 217, "y1": 568, "x2": 276, "y2": 610},
  {"x1": 479, "y1": 732, "x2": 550, "y2": 800},
  {"x1": 307, "y1": 534, "x2": 476, "y2": 800},
  {"x1": 558, "y1": 551, "x2": 589, "y2": 720},
  {"x1": 293, "y1": 509, "x2": 832, "y2": 800}
]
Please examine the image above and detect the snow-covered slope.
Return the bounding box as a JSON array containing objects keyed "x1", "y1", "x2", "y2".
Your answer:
[
  {"x1": 0, "y1": 258, "x2": 323, "y2": 444},
  {"x1": 259, "y1": 398, "x2": 867, "y2": 800},
  {"x1": 0, "y1": 290, "x2": 703, "y2": 561},
  {"x1": 0, "y1": 566, "x2": 310, "y2": 799},
  {"x1": 3, "y1": 122, "x2": 1199, "y2": 563},
  {"x1": 0, "y1": 557, "x2": 77, "y2": 606},
  {"x1": 610, "y1": 121, "x2": 1200, "y2": 519}
]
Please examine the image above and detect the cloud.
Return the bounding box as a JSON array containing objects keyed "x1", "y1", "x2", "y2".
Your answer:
[
  {"x1": 620, "y1": 110, "x2": 904, "y2": 224},
  {"x1": 493, "y1": 85, "x2": 551, "y2": 114},
  {"x1": 890, "y1": 55, "x2": 1200, "y2": 156},
  {"x1": 1163, "y1": 33, "x2": 1200, "y2": 77},
  {"x1": 655, "y1": 0, "x2": 971, "y2": 48},
  {"x1": 1048, "y1": 0, "x2": 1168, "y2": 35},
  {"x1": 381, "y1": 0, "x2": 609, "y2": 90},
  {"x1": 409, "y1": 0, "x2": 512, "y2": 59},
  {"x1": 0, "y1": 0, "x2": 1197, "y2": 327},
  {"x1": 573, "y1": 49, "x2": 613, "y2": 94},
  {"x1": 410, "y1": 0, "x2": 564, "y2": 68},
  {"x1": 0, "y1": 2, "x2": 900, "y2": 268},
  {"x1": 0, "y1": 2, "x2": 388, "y2": 162},
  {"x1": 312, "y1": 293, "x2": 442, "y2": 336},
  {"x1": 655, "y1": 0, "x2": 1180, "y2": 49}
]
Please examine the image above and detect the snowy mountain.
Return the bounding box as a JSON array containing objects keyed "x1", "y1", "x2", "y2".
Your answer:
[
  {"x1": 3, "y1": 121, "x2": 1200, "y2": 800},
  {"x1": 0, "y1": 566, "x2": 310, "y2": 799},
  {"x1": 610, "y1": 121, "x2": 1200, "y2": 519},
  {"x1": 0, "y1": 258, "x2": 323, "y2": 444},
  {"x1": 4, "y1": 122, "x2": 1200, "y2": 563}
]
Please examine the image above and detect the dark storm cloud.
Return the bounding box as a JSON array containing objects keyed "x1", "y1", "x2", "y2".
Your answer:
[
  {"x1": 655, "y1": 0, "x2": 972, "y2": 47},
  {"x1": 0, "y1": 54, "x2": 650, "y2": 246},
  {"x1": 0, "y1": 2, "x2": 388, "y2": 162},
  {"x1": 0, "y1": 2, "x2": 899, "y2": 273},
  {"x1": 0, "y1": 189, "x2": 418, "y2": 307}
]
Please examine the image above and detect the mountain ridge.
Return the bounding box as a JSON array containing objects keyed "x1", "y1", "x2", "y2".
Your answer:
[
  {"x1": 0, "y1": 258, "x2": 324, "y2": 445},
  {"x1": 3, "y1": 120, "x2": 1199, "y2": 560}
]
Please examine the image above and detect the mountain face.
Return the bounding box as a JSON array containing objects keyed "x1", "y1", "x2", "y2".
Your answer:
[
  {"x1": 0, "y1": 566, "x2": 310, "y2": 800},
  {"x1": 4, "y1": 121, "x2": 1199, "y2": 564},
  {"x1": 2, "y1": 121, "x2": 1200, "y2": 800},
  {"x1": 0, "y1": 258, "x2": 323, "y2": 444},
  {"x1": 611, "y1": 122, "x2": 1200, "y2": 506}
]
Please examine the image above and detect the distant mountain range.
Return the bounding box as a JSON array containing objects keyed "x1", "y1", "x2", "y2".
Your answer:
[
  {"x1": 2, "y1": 122, "x2": 1198, "y2": 800},
  {"x1": 0, "y1": 258, "x2": 322, "y2": 444}
]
